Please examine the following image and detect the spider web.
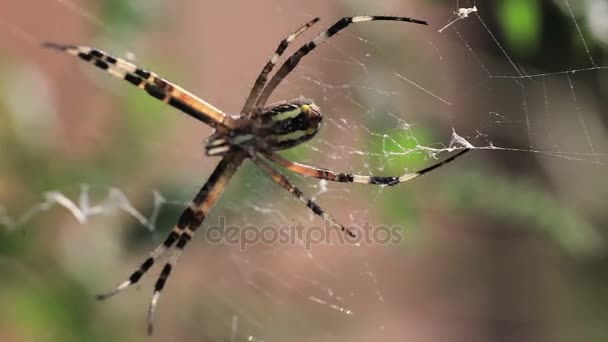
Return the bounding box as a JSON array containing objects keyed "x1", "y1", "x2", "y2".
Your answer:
[{"x1": 1, "y1": 0, "x2": 607, "y2": 340}]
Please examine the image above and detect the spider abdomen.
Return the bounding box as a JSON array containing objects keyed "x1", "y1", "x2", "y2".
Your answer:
[{"x1": 256, "y1": 98, "x2": 323, "y2": 151}]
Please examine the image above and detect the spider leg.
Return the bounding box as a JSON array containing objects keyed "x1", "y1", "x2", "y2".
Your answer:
[
  {"x1": 146, "y1": 152, "x2": 244, "y2": 335},
  {"x1": 43, "y1": 43, "x2": 236, "y2": 133},
  {"x1": 253, "y1": 16, "x2": 427, "y2": 108},
  {"x1": 265, "y1": 148, "x2": 470, "y2": 186},
  {"x1": 241, "y1": 17, "x2": 320, "y2": 117},
  {"x1": 96, "y1": 153, "x2": 245, "y2": 335},
  {"x1": 251, "y1": 157, "x2": 356, "y2": 238}
]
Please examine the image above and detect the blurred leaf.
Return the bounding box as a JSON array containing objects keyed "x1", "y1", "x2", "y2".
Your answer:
[
  {"x1": 449, "y1": 172, "x2": 603, "y2": 258},
  {"x1": 498, "y1": 0, "x2": 542, "y2": 56},
  {"x1": 367, "y1": 121, "x2": 435, "y2": 173},
  {"x1": 99, "y1": 0, "x2": 146, "y2": 34}
]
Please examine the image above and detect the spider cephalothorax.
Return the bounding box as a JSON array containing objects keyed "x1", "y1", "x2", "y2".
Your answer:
[{"x1": 44, "y1": 14, "x2": 470, "y2": 335}]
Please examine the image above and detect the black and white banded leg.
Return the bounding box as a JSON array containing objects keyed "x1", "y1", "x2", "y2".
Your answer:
[
  {"x1": 254, "y1": 16, "x2": 427, "y2": 107},
  {"x1": 265, "y1": 148, "x2": 470, "y2": 186},
  {"x1": 43, "y1": 43, "x2": 236, "y2": 133},
  {"x1": 96, "y1": 153, "x2": 245, "y2": 335},
  {"x1": 241, "y1": 17, "x2": 320, "y2": 116},
  {"x1": 251, "y1": 157, "x2": 357, "y2": 238}
]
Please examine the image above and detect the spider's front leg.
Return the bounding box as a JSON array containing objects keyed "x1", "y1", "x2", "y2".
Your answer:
[
  {"x1": 241, "y1": 17, "x2": 320, "y2": 116},
  {"x1": 254, "y1": 16, "x2": 427, "y2": 108}
]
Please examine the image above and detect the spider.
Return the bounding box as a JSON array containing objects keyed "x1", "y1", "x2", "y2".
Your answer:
[{"x1": 44, "y1": 15, "x2": 470, "y2": 334}]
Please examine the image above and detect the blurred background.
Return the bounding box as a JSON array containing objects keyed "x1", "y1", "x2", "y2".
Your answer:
[{"x1": 1, "y1": 0, "x2": 607, "y2": 341}]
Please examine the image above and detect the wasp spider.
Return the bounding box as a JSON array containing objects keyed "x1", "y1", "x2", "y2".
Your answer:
[{"x1": 44, "y1": 15, "x2": 470, "y2": 334}]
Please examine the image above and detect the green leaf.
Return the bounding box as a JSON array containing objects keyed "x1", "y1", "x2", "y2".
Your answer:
[{"x1": 498, "y1": 0, "x2": 542, "y2": 56}]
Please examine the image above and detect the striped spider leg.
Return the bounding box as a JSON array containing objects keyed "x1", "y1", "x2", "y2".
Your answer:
[
  {"x1": 252, "y1": 156, "x2": 357, "y2": 238},
  {"x1": 96, "y1": 152, "x2": 246, "y2": 335},
  {"x1": 253, "y1": 16, "x2": 428, "y2": 109},
  {"x1": 265, "y1": 148, "x2": 471, "y2": 186},
  {"x1": 42, "y1": 43, "x2": 237, "y2": 134},
  {"x1": 241, "y1": 17, "x2": 320, "y2": 116}
]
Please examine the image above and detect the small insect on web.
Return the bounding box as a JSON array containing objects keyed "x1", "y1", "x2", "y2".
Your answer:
[{"x1": 43, "y1": 15, "x2": 470, "y2": 335}]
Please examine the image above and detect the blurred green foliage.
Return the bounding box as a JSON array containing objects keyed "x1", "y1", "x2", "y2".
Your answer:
[{"x1": 498, "y1": 0, "x2": 542, "y2": 57}]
